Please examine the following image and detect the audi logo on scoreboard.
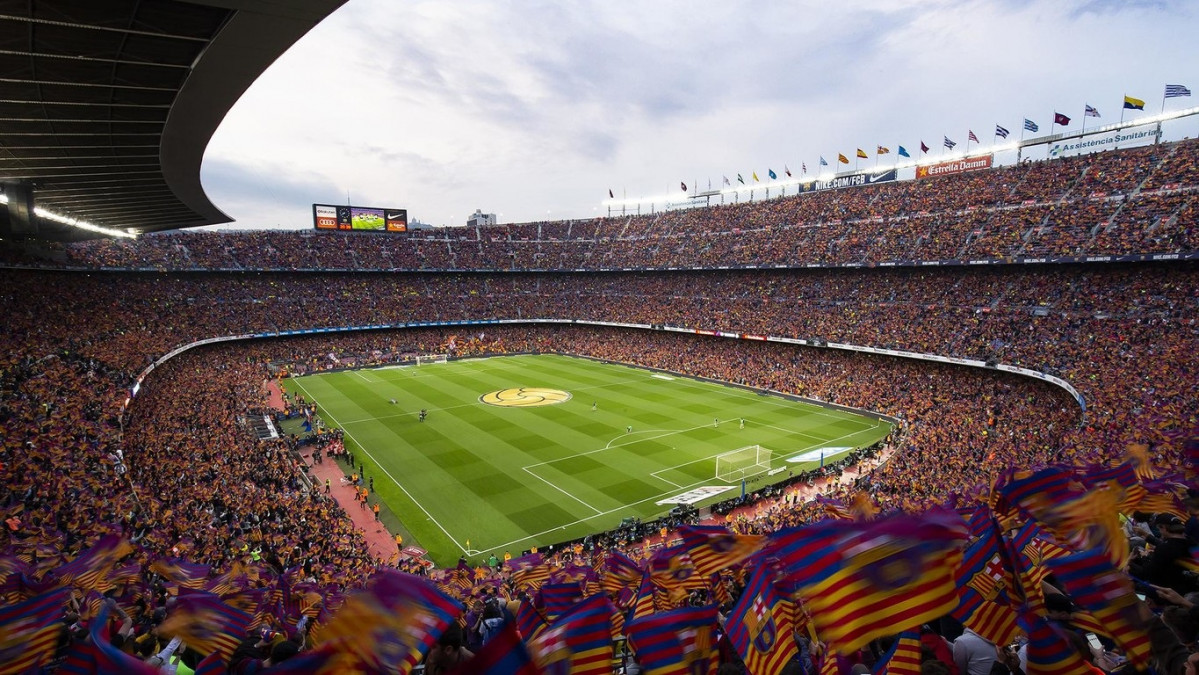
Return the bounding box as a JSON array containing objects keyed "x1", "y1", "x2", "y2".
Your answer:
[{"x1": 313, "y1": 204, "x2": 407, "y2": 233}]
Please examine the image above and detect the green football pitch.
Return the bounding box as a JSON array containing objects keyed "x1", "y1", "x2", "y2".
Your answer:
[{"x1": 283, "y1": 354, "x2": 891, "y2": 565}]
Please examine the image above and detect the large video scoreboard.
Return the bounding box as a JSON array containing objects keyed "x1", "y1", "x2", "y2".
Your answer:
[{"x1": 313, "y1": 204, "x2": 407, "y2": 233}]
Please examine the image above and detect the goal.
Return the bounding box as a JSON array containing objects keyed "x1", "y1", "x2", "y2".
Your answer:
[
  {"x1": 416, "y1": 354, "x2": 448, "y2": 366},
  {"x1": 715, "y1": 445, "x2": 773, "y2": 482}
]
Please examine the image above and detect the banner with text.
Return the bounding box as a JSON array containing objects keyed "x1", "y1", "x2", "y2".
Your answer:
[
  {"x1": 1048, "y1": 125, "x2": 1160, "y2": 159},
  {"x1": 798, "y1": 169, "x2": 897, "y2": 194},
  {"x1": 915, "y1": 155, "x2": 993, "y2": 179}
]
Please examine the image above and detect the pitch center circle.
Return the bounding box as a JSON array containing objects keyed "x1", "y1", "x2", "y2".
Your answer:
[{"x1": 480, "y1": 388, "x2": 572, "y2": 407}]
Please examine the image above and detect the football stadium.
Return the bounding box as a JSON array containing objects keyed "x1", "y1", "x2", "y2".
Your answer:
[{"x1": 0, "y1": 2, "x2": 1197, "y2": 674}]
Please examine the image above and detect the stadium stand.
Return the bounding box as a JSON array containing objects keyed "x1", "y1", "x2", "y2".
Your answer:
[{"x1": 1, "y1": 138, "x2": 1197, "y2": 672}]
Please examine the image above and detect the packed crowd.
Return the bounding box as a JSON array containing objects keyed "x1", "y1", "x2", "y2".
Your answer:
[
  {"x1": 0, "y1": 254, "x2": 1195, "y2": 668},
  {"x1": 2, "y1": 140, "x2": 1196, "y2": 273}
]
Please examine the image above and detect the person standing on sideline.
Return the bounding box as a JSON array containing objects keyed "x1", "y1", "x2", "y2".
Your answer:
[
  {"x1": 373, "y1": 503, "x2": 380, "y2": 521},
  {"x1": 324, "y1": 478, "x2": 331, "y2": 493}
]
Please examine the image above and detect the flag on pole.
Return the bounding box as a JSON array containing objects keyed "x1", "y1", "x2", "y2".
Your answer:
[
  {"x1": 1165, "y1": 84, "x2": 1192, "y2": 98},
  {"x1": 877, "y1": 145, "x2": 890, "y2": 155},
  {"x1": 897, "y1": 146, "x2": 910, "y2": 157},
  {"x1": 802, "y1": 163, "x2": 808, "y2": 173},
  {"x1": 818, "y1": 156, "x2": 828, "y2": 167},
  {"x1": 1084, "y1": 104, "x2": 1100, "y2": 117},
  {"x1": 677, "y1": 525, "x2": 762, "y2": 577},
  {"x1": 627, "y1": 604, "x2": 719, "y2": 675},
  {"x1": 737, "y1": 174, "x2": 745, "y2": 184},
  {"x1": 158, "y1": 592, "x2": 252, "y2": 665},
  {"x1": 608, "y1": 189, "x2": 613, "y2": 198},
  {"x1": 1123, "y1": 95, "x2": 1145, "y2": 110},
  {"x1": 920, "y1": 141, "x2": 929, "y2": 153},
  {"x1": 784, "y1": 165, "x2": 792, "y2": 177},
  {"x1": 855, "y1": 148, "x2": 868, "y2": 159},
  {"x1": 679, "y1": 182, "x2": 687, "y2": 192},
  {"x1": 968, "y1": 130, "x2": 980, "y2": 143},
  {"x1": 529, "y1": 595, "x2": 614, "y2": 675},
  {"x1": 752, "y1": 172, "x2": 760, "y2": 182},
  {"x1": 725, "y1": 565, "x2": 799, "y2": 675},
  {"x1": 995, "y1": 124, "x2": 1010, "y2": 139},
  {"x1": 837, "y1": 154, "x2": 849, "y2": 164},
  {"x1": 1046, "y1": 548, "x2": 1152, "y2": 668},
  {"x1": 768, "y1": 169, "x2": 777, "y2": 180},
  {"x1": 1024, "y1": 118, "x2": 1039, "y2": 132},
  {"x1": 943, "y1": 136, "x2": 957, "y2": 149},
  {"x1": 1053, "y1": 112, "x2": 1071, "y2": 125}
]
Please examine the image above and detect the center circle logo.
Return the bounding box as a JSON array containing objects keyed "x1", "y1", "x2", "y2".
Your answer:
[{"x1": 480, "y1": 388, "x2": 572, "y2": 407}]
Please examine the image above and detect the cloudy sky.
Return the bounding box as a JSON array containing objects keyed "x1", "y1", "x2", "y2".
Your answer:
[{"x1": 199, "y1": 0, "x2": 1198, "y2": 230}]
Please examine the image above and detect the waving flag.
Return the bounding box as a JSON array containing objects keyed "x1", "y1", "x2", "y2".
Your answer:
[
  {"x1": 874, "y1": 630, "x2": 922, "y2": 675},
  {"x1": 856, "y1": 148, "x2": 868, "y2": 159},
  {"x1": 968, "y1": 130, "x2": 980, "y2": 143},
  {"x1": 627, "y1": 604, "x2": 719, "y2": 675},
  {"x1": 726, "y1": 565, "x2": 798, "y2": 675},
  {"x1": 53, "y1": 535, "x2": 135, "y2": 592},
  {"x1": 897, "y1": 146, "x2": 911, "y2": 158},
  {"x1": 1085, "y1": 104, "x2": 1100, "y2": 117},
  {"x1": 1020, "y1": 612, "x2": 1094, "y2": 675},
  {"x1": 737, "y1": 174, "x2": 745, "y2": 184},
  {"x1": 150, "y1": 557, "x2": 212, "y2": 590},
  {"x1": 837, "y1": 154, "x2": 849, "y2": 164},
  {"x1": 723, "y1": 176, "x2": 731, "y2": 186},
  {"x1": 1053, "y1": 112, "x2": 1071, "y2": 125},
  {"x1": 1123, "y1": 95, "x2": 1145, "y2": 110},
  {"x1": 952, "y1": 522, "x2": 1020, "y2": 646},
  {"x1": 784, "y1": 165, "x2": 792, "y2": 177},
  {"x1": 1165, "y1": 84, "x2": 1192, "y2": 98},
  {"x1": 801, "y1": 163, "x2": 808, "y2": 173},
  {"x1": 752, "y1": 171, "x2": 760, "y2": 182},
  {"x1": 943, "y1": 136, "x2": 957, "y2": 149},
  {"x1": 768, "y1": 169, "x2": 777, "y2": 180},
  {"x1": 769, "y1": 511, "x2": 967, "y2": 654},
  {"x1": 158, "y1": 591, "x2": 251, "y2": 664},
  {"x1": 607, "y1": 189, "x2": 613, "y2": 198},
  {"x1": 920, "y1": 141, "x2": 929, "y2": 153},
  {"x1": 0, "y1": 587, "x2": 71, "y2": 674},
  {"x1": 677, "y1": 524, "x2": 762, "y2": 577},
  {"x1": 601, "y1": 551, "x2": 642, "y2": 595},
  {"x1": 540, "y1": 582, "x2": 584, "y2": 619},
  {"x1": 1046, "y1": 548, "x2": 1151, "y2": 668},
  {"x1": 450, "y1": 622, "x2": 543, "y2": 675},
  {"x1": 818, "y1": 157, "x2": 828, "y2": 167},
  {"x1": 529, "y1": 594, "x2": 613, "y2": 675},
  {"x1": 995, "y1": 125, "x2": 1010, "y2": 139},
  {"x1": 877, "y1": 145, "x2": 890, "y2": 155},
  {"x1": 680, "y1": 181, "x2": 687, "y2": 192},
  {"x1": 1024, "y1": 119, "x2": 1039, "y2": 132}
]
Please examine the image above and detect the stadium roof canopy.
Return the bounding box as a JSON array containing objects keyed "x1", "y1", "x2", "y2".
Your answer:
[{"x1": 0, "y1": 0, "x2": 347, "y2": 241}]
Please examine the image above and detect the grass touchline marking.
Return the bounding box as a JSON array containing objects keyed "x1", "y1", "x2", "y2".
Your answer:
[
  {"x1": 291, "y1": 378, "x2": 466, "y2": 555},
  {"x1": 520, "y1": 466, "x2": 604, "y2": 515}
]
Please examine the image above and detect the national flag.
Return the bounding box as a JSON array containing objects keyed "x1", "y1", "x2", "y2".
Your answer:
[
  {"x1": 0, "y1": 587, "x2": 70, "y2": 674},
  {"x1": 1046, "y1": 548, "x2": 1152, "y2": 668},
  {"x1": 752, "y1": 172, "x2": 760, "y2": 182},
  {"x1": 818, "y1": 157, "x2": 828, "y2": 167},
  {"x1": 968, "y1": 130, "x2": 980, "y2": 143},
  {"x1": 920, "y1": 141, "x2": 929, "y2": 153},
  {"x1": 608, "y1": 189, "x2": 613, "y2": 199},
  {"x1": 677, "y1": 524, "x2": 762, "y2": 577},
  {"x1": 837, "y1": 154, "x2": 849, "y2": 164},
  {"x1": 158, "y1": 591, "x2": 251, "y2": 664},
  {"x1": 1123, "y1": 95, "x2": 1145, "y2": 110},
  {"x1": 725, "y1": 565, "x2": 798, "y2": 675},
  {"x1": 529, "y1": 594, "x2": 613, "y2": 675},
  {"x1": 874, "y1": 630, "x2": 922, "y2": 675},
  {"x1": 314, "y1": 570, "x2": 462, "y2": 674},
  {"x1": 449, "y1": 622, "x2": 543, "y2": 675},
  {"x1": 784, "y1": 165, "x2": 792, "y2": 177},
  {"x1": 627, "y1": 604, "x2": 719, "y2": 675},
  {"x1": 53, "y1": 535, "x2": 135, "y2": 592},
  {"x1": 737, "y1": 174, "x2": 745, "y2": 184},
  {"x1": 723, "y1": 176, "x2": 731, "y2": 186},
  {"x1": 943, "y1": 136, "x2": 956, "y2": 149},
  {"x1": 856, "y1": 148, "x2": 868, "y2": 159},
  {"x1": 877, "y1": 145, "x2": 890, "y2": 155},
  {"x1": 1054, "y1": 112, "x2": 1071, "y2": 125},
  {"x1": 995, "y1": 125, "x2": 1010, "y2": 139},
  {"x1": 1084, "y1": 104, "x2": 1100, "y2": 118},
  {"x1": 897, "y1": 146, "x2": 910, "y2": 158},
  {"x1": 1020, "y1": 612, "x2": 1094, "y2": 675},
  {"x1": 768, "y1": 511, "x2": 967, "y2": 654},
  {"x1": 680, "y1": 181, "x2": 687, "y2": 192},
  {"x1": 630, "y1": 572, "x2": 655, "y2": 621},
  {"x1": 1165, "y1": 84, "x2": 1192, "y2": 98},
  {"x1": 1125, "y1": 441, "x2": 1157, "y2": 480},
  {"x1": 1024, "y1": 119, "x2": 1039, "y2": 132},
  {"x1": 768, "y1": 169, "x2": 777, "y2": 180},
  {"x1": 801, "y1": 163, "x2": 808, "y2": 173}
]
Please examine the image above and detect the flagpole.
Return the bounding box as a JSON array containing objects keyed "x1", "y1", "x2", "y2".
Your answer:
[
  {"x1": 1120, "y1": 97, "x2": 1126, "y2": 124},
  {"x1": 1081, "y1": 106, "x2": 1086, "y2": 134}
]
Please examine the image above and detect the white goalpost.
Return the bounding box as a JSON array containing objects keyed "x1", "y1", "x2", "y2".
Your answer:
[
  {"x1": 416, "y1": 354, "x2": 448, "y2": 366},
  {"x1": 714, "y1": 445, "x2": 773, "y2": 482}
]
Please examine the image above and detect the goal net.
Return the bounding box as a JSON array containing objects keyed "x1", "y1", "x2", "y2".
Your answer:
[
  {"x1": 715, "y1": 445, "x2": 773, "y2": 482},
  {"x1": 416, "y1": 354, "x2": 448, "y2": 366}
]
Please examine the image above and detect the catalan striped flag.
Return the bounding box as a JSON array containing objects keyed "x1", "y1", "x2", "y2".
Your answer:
[
  {"x1": 449, "y1": 622, "x2": 544, "y2": 674},
  {"x1": 61, "y1": 604, "x2": 162, "y2": 675},
  {"x1": 1046, "y1": 487, "x2": 1127, "y2": 567},
  {"x1": 769, "y1": 511, "x2": 967, "y2": 655},
  {"x1": 529, "y1": 594, "x2": 614, "y2": 675},
  {"x1": 1046, "y1": 548, "x2": 1152, "y2": 668},
  {"x1": 726, "y1": 564, "x2": 798, "y2": 675},
  {"x1": 627, "y1": 603, "x2": 719, "y2": 675},
  {"x1": 648, "y1": 545, "x2": 708, "y2": 592},
  {"x1": 53, "y1": 535, "x2": 135, "y2": 592},
  {"x1": 150, "y1": 557, "x2": 212, "y2": 589},
  {"x1": 157, "y1": 591, "x2": 252, "y2": 664},
  {"x1": 313, "y1": 570, "x2": 462, "y2": 674},
  {"x1": 601, "y1": 550, "x2": 642, "y2": 594},
  {"x1": 1125, "y1": 442, "x2": 1156, "y2": 479},
  {"x1": 631, "y1": 572, "x2": 656, "y2": 621},
  {"x1": 0, "y1": 587, "x2": 71, "y2": 675},
  {"x1": 874, "y1": 631, "x2": 922, "y2": 675},
  {"x1": 1020, "y1": 612, "x2": 1094, "y2": 675},
  {"x1": 952, "y1": 523, "x2": 1020, "y2": 646},
  {"x1": 678, "y1": 524, "x2": 763, "y2": 577},
  {"x1": 994, "y1": 467, "x2": 1084, "y2": 523}
]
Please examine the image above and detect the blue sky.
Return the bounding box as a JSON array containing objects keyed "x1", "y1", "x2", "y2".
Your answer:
[{"x1": 199, "y1": 0, "x2": 1198, "y2": 229}]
